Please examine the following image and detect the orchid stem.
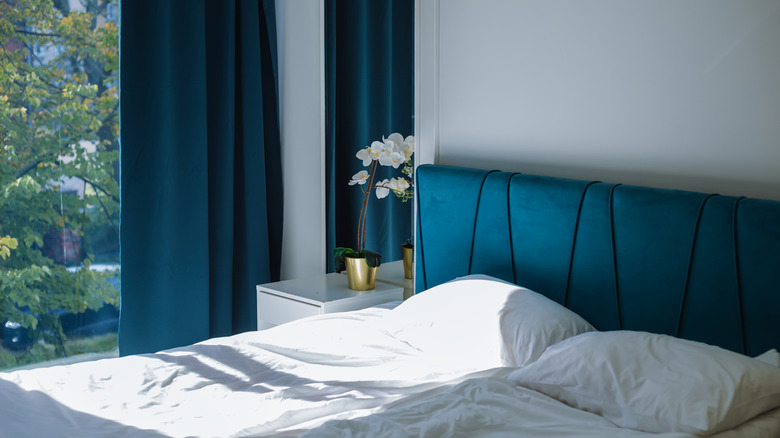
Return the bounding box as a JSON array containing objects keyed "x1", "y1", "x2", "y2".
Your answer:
[{"x1": 357, "y1": 161, "x2": 378, "y2": 253}]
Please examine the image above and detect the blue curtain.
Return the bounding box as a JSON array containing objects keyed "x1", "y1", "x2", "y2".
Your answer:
[
  {"x1": 325, "y1": 0, "x2": 415, "y2": 272},
  {"x1": 119, "y1": 0, "x2": 282, "y2": 355}
]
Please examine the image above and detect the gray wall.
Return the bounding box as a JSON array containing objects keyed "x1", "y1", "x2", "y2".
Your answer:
[{"x1": 417, "y1": 0, "x2": 780, "y2": 200}]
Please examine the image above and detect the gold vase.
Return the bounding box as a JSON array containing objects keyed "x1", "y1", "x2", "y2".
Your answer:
[
  {"x1": 401, "y1": 244, "x2": 413, "y2": 279},
  {"x1": 345, "y1": 257, "x2": 377, "y2": 290}
]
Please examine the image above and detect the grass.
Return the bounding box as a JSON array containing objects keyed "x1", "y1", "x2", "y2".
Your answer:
[
  {"x1": 65, "y1": 332, "x2": 118, "y2": 356},
  {"x1": 0, "y1": 332, "x2": 118, "y2": 371}
]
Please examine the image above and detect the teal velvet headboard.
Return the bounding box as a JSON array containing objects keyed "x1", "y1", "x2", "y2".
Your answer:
[{"x1": 415, "y1": 164, "x2": 779, "y2": 356}]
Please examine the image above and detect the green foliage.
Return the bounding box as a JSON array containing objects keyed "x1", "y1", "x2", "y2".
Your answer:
[
  {"x1": 1, "y1": 342, "x2": 58, "y2": 369},
  {"x1": 64, "y1": 331, "x2": 117, "y2": 356},
  {"x1": 0, "y1": 332, "x2": 118, "y2": 370},
  {"x1": 362, "y1": 249, "x2": 382, "y2": 268},
  {"x1": 0, "y1": 0, "x2": 119, "y2": 364},
  {"x1": 333, "y1": 247, "x2": 382, "y2": 269},
  {"x1": 397, "y1": 161, "x2": 414, "y2": 202},
  {"x1": 0, "y1": 235, "x2": 17, "y2": 259}
]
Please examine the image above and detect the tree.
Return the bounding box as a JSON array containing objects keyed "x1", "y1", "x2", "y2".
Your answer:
[{"x1": 0, "y1": 0, "x2": 119, "y2": 368}]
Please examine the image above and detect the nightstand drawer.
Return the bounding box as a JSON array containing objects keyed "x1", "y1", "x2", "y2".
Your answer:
[
  {"x1": 258, "y1": 292, "x2": 320, "y2": 327},
  {"x1": 257, "y1": 273, "x2": 403, "y2": 330}
]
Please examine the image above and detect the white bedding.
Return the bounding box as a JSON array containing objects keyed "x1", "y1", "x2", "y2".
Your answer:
[
  {"x1": 0, "y1": 308, "x2": 503, "y2": 437},
  {"x1": 1, "y1": 277, "x2": 778, "y2": 438},
  {"x1": 306, "y1": 376, "x2": 780, "y2": 438}
]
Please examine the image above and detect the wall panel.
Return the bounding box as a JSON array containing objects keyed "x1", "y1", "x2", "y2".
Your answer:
[{"x1": 416, "y1": 0, "x2": 780, "y2": 200}]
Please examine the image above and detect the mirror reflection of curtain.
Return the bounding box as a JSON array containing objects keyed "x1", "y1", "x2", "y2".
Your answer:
[
  {"x1": 325, "y1": 0, "x2": 415, "y2": 272},
  {"x1": 119, "y1": 0, "x2": 282, "y2": 355}
]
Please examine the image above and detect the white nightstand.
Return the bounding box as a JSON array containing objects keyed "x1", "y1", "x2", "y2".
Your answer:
[{"x1": 257, "y1": 272, "x2": 404, "y2": 330}]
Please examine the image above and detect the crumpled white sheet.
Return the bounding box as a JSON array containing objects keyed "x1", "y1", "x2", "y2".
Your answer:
[
  {"x1": 0, "y1": 308, "x2": 507, "y2": 438},
  {"x1": 304, "y1": 376, "x2": 780, "y2": 438}
]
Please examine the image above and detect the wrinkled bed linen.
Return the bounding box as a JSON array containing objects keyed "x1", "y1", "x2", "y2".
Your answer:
[
  {"x1": 3, "y1": 295, "x2": 778, "y2": 438},
  {"x1": 305, "y1": 376, "x2": 780, "y2": 438},
  {"x1": 0, "y1": 308, "x2": 506, "y2": 438}
]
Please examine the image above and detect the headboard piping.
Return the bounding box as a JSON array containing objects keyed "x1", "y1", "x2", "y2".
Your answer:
[
  {"x1": 563, "y1": 181, "x2": 600, "y2": 307},
  {"x1": 416, "y1": 170, "x2": 428, "y2": 290},
  {"x1": 506, "y1": 173, "x2": 521, "y2": 285},
  {"x1": 732, "y1": 196, "x2": 747, "y2": 354},
  {"x1": 674, "y1": 193, "x2": 717, "y2": 338},
  {"x1": 609, "y1": 184, "x2": 624, "y2": 330},
  {"x1": 467, "y1": 170, "x2": 500, "y2": 275}
]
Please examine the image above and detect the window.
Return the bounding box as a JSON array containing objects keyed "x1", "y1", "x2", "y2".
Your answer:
[{"x1": 0, "y1": 0, "x2": 119, "y2": 370}]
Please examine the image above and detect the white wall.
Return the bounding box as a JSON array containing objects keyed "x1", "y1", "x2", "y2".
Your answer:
[
  {"x1": 417, "y1": 0, "x2": 780, "y2": 200},
  {"x1": 277, "y1": 0, "x2": 325, "y2": 280}
]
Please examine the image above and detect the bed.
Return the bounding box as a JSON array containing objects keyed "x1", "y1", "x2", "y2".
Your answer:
[{"x1": 1, "y1": 164, "x2": 779, "y2": 437}]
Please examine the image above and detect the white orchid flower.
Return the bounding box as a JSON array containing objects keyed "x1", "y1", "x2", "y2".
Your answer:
[
  {"x1": 356, "y1": 148, "x2": 372, "y2": 166},
  {"x1": 401, "y1": 142, "x2": 414, "y2": 162},
  {"x1": 384, "y1": 138, "x2": 401, "y2": 155},
  {"x1": 384, "y1": 133, "x2": 405, "y2": 147},
  {"x1": 369, "y1": 141, "x2": 386, "y2": 160},
  {"x1": 392, "y1": 177, "x2": 410, "y2": 192},
  {"x1": 379, "y1": 151, "x2": 404, "y2": 168},
  {"x1": 375, "y1": 179, "x2": 391, "y2": 199},
  {"x1": 349, "y1": 170, "x2": 369, "y2": 185}
]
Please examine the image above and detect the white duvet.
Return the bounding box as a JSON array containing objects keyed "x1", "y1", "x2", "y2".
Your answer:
[
  {"x1": 306, "y1": 376, "x2": 780, "y2": 438},
  {"x1": 0, "y1": 308, "x2": 502, "y2": 437},
  {"x1": 1, "y1": 277, "x2": 778, "y2": 438}
]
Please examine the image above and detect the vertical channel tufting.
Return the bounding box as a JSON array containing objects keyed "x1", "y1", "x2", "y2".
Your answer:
[
  {"x1": 675, "y1": 194, "x2": 718, "y2": 338},
  {"x1": 467, "y1": 171, "x2": 500, "y2": 275},
  {"x1": 562, "y1": 181, "x2": 600, "y2": 308},
  {"x1": 415, "y1": 165, "x2": 778, "y2": 354},
  {"x1": 608, "y1": 184, "x2": 623, "y2": 329},
  {"x1": 732, "y1": 196, "x2": 747, "y2": 354}
]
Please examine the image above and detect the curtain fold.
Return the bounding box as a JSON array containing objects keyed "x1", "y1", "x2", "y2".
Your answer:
[
  {"x1": 325, "y1": 0, "x2": 415, "y2": 272},
  {"x1": 119, "y1": 0, "x2": 282, "y2": 355}
]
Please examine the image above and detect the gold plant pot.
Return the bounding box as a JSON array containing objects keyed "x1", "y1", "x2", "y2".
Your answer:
[
  {"x1": 345, "y1": 256, "x2": 377, "y2": 291},
  {"x1": 401, "y1": 245, "x2": 413, "y2": 279}
]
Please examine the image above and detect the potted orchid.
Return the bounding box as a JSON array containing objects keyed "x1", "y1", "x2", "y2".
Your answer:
[{"x1": 334, "y1": 133, "x2": 414, "y2": 290}]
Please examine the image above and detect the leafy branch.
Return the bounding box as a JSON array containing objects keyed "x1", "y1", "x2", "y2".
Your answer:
[{"x1": 14, "y1": 29, "x2": 62, "y2": 38}]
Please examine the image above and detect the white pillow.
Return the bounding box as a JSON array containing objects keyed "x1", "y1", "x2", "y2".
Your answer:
[
  {"x1": 508, "y1": 331, "x2": 780, "y2": 435},
  {"x1": 755, "y1": 349, "x2": 780, "y2": 367},
  {"x1": 386, "y1": 275, "x2": 595, "y2": 368}
]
